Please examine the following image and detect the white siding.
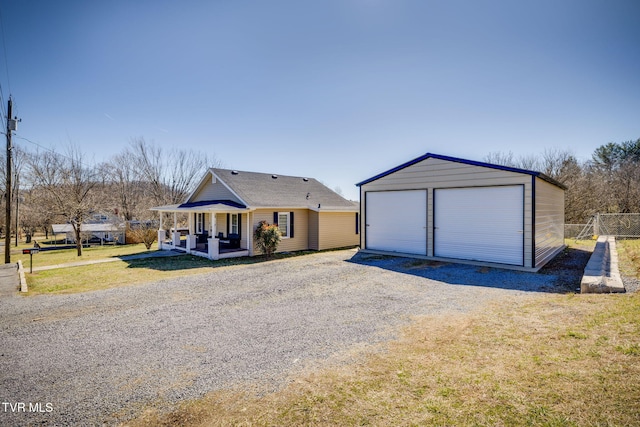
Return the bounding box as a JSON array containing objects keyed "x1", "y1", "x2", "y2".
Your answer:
[{"x1": 534, "y1": 177, "x2": 565, "y2": 267}]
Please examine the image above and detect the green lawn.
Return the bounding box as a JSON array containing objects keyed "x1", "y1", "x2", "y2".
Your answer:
[
  {"x1": 15, "y1": 243, "x2": 154, "y2": 269},
  {"x1": 27, "y1": 254, "x2": 217, "y2": 294},
  {"x1": 22, "y1": 243, "x2": 332, "y2": 295}
]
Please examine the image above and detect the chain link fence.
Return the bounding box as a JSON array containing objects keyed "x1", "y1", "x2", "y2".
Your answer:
[
  {"x1": 596, "y1": 213, "x2": 640, "y2": 238},
  {"x1": 565, "y1": 224, "x2": 589, "y2": 238},
  {"x1": 566, "y1": 213, "x2": 640, "y2": 239}
]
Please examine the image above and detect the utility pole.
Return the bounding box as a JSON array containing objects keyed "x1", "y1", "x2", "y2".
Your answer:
[{"x1": 5, "y1": 96, "x2": 14, "y2": 264}]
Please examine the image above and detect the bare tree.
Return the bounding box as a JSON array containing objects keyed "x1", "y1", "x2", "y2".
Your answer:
[
  {"x1": 99, "y1": 150, "x2": 153, "y2": 221},
  {"x1": 130, "y1": 137, "x2": 221, "y2": 206},
  {"x1": 28, "y1": 146, "x2": 101, "y2": 256}
]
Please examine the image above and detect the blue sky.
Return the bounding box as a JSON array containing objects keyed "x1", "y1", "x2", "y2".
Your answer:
[{"x1": 1, "y1": 0, "x2": 638, "y2": 200}]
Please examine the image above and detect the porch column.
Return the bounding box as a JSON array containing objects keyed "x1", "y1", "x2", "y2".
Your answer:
[
  {"x1": 158, "y1": 213, "x2": 165, "y2": 250},
  {"x1": 186, "y1": 212, "x2": 196, "y2": 252},
  {"x1": 157, "y1": 229, "x2": 166, "y2": 250},
  {"x1": 172, "y1": 212, "x2": 180, "y2": 247},
  {"x1": 247, "y1": 213, "x2": 252, "y2": 256},
  {"x1": 208, "y1": 236, "x2": 219, "y2": 260}
]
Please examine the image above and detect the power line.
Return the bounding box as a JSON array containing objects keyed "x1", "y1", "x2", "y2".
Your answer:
[{"x1": 14, "y1": 134, "x2": 100, "y2": 169}]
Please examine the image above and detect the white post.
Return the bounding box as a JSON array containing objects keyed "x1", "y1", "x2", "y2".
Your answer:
[
  {"x1": 208, "y1": 237, "x2": 219, "y2": 260},
  {"x1": 172, "y1": 212, "x2": 180, "y2": 247},
  {"x1": 246, "y1": 212, "x2": 252, "y2": 255},
  {"x1": 187, "y1": 235, "x2": 196, "y2": 251},
  {"x1": 157, "y1": 229, "x2": 166, "y2": 250}
]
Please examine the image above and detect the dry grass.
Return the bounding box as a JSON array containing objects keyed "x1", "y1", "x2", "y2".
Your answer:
[
  {"x1": 617, "y1": 239, "x2": 640, "y2": 279},
  {"x1": 124, "y1": 281, "x2": 640, "y2": 425}
]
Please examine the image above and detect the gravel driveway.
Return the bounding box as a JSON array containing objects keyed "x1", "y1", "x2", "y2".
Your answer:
[{"x1": 0, "y1": 249, "x2": 566, "y2": 426}]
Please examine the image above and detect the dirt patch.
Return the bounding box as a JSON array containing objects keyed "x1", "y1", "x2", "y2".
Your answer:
[{"x1": 539, "y1": 241, "x2": 595, "y2": 292}]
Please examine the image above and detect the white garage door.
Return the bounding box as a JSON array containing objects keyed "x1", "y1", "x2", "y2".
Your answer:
[
  {"x1": 366, "y1": 190, "x2": 427, "y2": 255},
  {"x1": 434, "y1": 186, "x2": 524, "y2": 265}
]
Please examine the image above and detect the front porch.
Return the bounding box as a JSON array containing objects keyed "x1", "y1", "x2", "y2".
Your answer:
[{"x1": 152, "y1": 201, "x2": 252, "y2": 261}]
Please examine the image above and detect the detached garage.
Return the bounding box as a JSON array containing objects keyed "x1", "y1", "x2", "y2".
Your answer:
[{"x1": 357, "y1": 153, "x2": 566, "y2": 271}]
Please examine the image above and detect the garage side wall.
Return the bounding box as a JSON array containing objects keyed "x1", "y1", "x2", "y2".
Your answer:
[
  {"x1": 534, "y1": 177, "x2": 566, "y2": 268},
  {"x1": 360, "y1": 157, "x2": 534, "y2": 268}
]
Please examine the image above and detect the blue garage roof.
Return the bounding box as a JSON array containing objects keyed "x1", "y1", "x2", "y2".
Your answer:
[{"x1": 355, "y1": 152, "x2": 567, "y2": 190}]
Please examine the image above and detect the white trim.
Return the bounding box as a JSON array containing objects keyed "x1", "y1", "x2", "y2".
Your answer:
[
  {"x1": 277, "y1": 212, "x2": 290, "y2": 238},
  {"x1": 230, "y1": 213, "x2": 239, "y2": 235},
  {"x1": 180, "y1": 169, "x2": 250, "y2": 206},
  {"x1": 209, "y1": 170, "x2": 250, "y2": 206}
]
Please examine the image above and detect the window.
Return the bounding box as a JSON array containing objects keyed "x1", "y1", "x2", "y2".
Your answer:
[
  {"x1": 196, "y1": 213, "x2": 204, "y2": 234},
  {"x1": 278, "y1": 212, "x2": 289, "y2": 238},
  {"x1": 230, "y1": 214, "x2": 239, "y2": 235}
]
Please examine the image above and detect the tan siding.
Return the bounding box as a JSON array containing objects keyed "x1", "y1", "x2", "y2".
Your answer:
[
  {"x1": 214, "y1": 213, "x2": 228, "y2": 237},
  {"x1": 361, "y1": 157, "x2": 536, "y2": 269},
  {"x1": 317, "y1": 212, "x2": 359, "y2": 250},
  {"x1": 191, "y1": 173, "x2": 244, "y2": 204},
  {"x1": 252, "y1": 209, "x2": 309, "y2": 253},
  {"x1": 534, "y1": 177, "x2": 565, "y2": 267},
  {"x1": 308, "y1": 211, "x2": 320, "y2": 250}
]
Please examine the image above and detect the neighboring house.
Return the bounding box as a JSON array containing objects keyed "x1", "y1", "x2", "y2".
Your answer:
[
  {"x1": 51, "y1": 213, "x2": 125, "y2": 244},
  {"x1": 356, "y1": 153, "x2": 566, "y2": 271},
  {"x1": 151, "y1": 168, "x2": 359, "y2": 260}
]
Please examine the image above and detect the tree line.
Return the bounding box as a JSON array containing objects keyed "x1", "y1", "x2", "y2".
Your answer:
[
  {"x1": 0, "y1": 137, "x2": 221, "y2": 255},
  {"x1": 1, "y1": 136, "x2": 638, "y2": 255},
  {"x1": 484, "y1": 138, "x2": 640, "y2": 224}
]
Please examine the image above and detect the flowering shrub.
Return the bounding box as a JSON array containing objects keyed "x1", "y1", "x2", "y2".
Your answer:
[{"x1": 253, "y1": 220, "x2": 281, "y2": 259}]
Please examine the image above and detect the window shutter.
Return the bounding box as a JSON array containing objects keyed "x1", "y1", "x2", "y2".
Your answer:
[
  {"x1": 238, "y1": 214, "x2": 242, "y2": 237},
  {"x1": 226, "y1": 213, "x2": 230, "y2": 236},
  {"x1": 273, "y1": 212, "x2": 278, "y2": 225},
  {"x1": 355, "y1": 212, "x2": 359, "y2": 235},
  {"x1": 290, "y1": 211, "x2": 294, "y2": 238}
]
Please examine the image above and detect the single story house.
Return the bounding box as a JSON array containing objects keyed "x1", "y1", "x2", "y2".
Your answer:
[
  {"x1": 152, "y1": 168, "x2": 359, "y2": 260},
  {"x1": 356, "y1": 153, "x2": 566, "y2": 271},
  {"x1": 51, "y1": 213, "x2": 125, "y2": 244}
]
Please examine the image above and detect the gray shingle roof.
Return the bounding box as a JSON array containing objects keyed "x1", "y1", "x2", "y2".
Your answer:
[{"x1": 212, "y1": 168, "x2": 357, "y2": 210}]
